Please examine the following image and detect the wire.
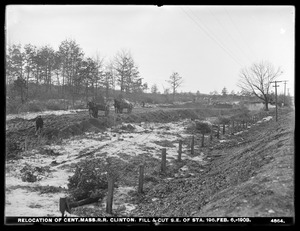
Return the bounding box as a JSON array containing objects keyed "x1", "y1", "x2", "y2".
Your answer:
[
  {"x1": 208, "y1": 8, "x2": 253, "y2": 64},
  {"x1": 180, "y1": 7, "x2": 244, "y2": 68},
  {"x1": 224, "y1": 8, "x2": 258, "y2": 62}
]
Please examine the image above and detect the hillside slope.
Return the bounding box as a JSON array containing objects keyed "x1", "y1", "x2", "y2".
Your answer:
[{"x1": 132, "y1": 110, "x2": 294, "y2": 217}]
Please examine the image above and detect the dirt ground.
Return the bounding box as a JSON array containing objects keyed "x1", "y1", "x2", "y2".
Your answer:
[
  {"x1": 131, "y1": 110, "x2": 294, "y2": 217},
  {"x1": 5, "y1": 104, "x2": 294, "y2": 219}
]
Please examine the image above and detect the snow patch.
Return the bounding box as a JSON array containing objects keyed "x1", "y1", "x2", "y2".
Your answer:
[
  {"x1": 262, "y1": 116, "x2": 273, "y2": 122},
  {"x1": 6, "y1": 119, "x2": 208, "y2": 217},
  {"x1": 180, "y1": 165, "x2": 189, "y2": 171},
  {"x1": 6, "y1": 109, "x2": 87, "y2": 121},
  {"x1": 5, "y1": 188, "x2": 67, "y2": 216},
  {"x1": 190, "y1": 154, "x2": 204, "y2": 162}
]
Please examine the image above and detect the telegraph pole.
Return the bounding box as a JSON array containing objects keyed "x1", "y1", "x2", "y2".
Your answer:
[
  {"x1": 283, "y1": 80, "x2": 288, "y2": 106},
  {"x1": 270, "y1": 80, "x2": 284, "y2": 122}
]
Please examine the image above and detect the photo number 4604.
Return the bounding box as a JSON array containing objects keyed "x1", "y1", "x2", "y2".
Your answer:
[{"x1": 270, "y1": 219, "x2": 285, "y2": 224}]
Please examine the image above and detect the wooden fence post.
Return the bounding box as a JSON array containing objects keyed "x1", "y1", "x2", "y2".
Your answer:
[
  {"x1": 201, "y1": 133, "x2": 205, "y2": 147},
  {"x1": 138, "y1": 164, "x2": 144, "y2": 193},
  {"x1": 210, "y1": 129, "x2": 213, "y2": 141},
  {"x1": 161, "y1": 148, "x2": 167, "y2": 172},
  {"x1": 178, "y1": 140, "x2": 182, "y2": 161},
  {"x1": 222, "y1": 123, "x2": 225, "y2": 135},
  {"x1": 25, "y1": 137, "x2": 28, "y2": 151},
  {"x1": 106, "y1": 175, "x2": 115, "y2": 214},
  {"x1": 191, "y1": 136, "x2": 194, "y2": 154},
  {"x1": 217, "y1": 124, "x2": 220, "y2": 139},
  {"x1": 59, "y1": 197, "x2": 70, "y2": 217},
  {"x1": 231, "y1": 120, "x2": 234, "y2": 135}
]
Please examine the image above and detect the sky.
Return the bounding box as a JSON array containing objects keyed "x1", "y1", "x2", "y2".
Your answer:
[{"x1": 5, "y1": 5, "x2": 295, "y2": 96}]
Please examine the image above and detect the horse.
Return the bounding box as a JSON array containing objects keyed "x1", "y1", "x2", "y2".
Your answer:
[
  {"x1": 114, "y1": 99, "x2": 121, "y2": 114},
  {"x1": 87, "y1": 101, "x2": 109, "y2": 118},
  {"x1": 114, "y1": 98, "x2": 133, "y2": 114}
]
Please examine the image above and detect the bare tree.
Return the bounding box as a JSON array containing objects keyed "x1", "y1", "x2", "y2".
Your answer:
[
  {"x1": 166, "y1": 72, "x2": 183, "y2": 101},
  {"x1": 238, "y1": 61, "x2": 283, "y2": 111}
]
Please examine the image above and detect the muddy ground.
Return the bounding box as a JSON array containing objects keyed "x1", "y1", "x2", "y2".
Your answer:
[{"x1": 5, "y1": 105, "x2": 294, "y2": 218}]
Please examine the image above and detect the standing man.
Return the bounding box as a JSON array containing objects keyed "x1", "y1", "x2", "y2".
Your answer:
[{"x1": 35, "y1": 115, "x2": 44, "y2": 135}]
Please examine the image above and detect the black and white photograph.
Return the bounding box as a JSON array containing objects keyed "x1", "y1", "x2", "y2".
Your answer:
[{"x1": 5, "y1": 5, "x2": 294, "y2": 225}]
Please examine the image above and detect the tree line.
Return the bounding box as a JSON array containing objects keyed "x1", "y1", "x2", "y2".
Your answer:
[
  {"x1": 6, "y1": 41, "x2": 292, "y2": 111},
  {"x1": 6, "y1": 39, "x2": 147, "y2": 105}
]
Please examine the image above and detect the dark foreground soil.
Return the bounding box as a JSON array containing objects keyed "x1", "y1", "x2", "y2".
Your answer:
[
  {"x1": 131, "y1": 110, "x2": 294, "y2": 217},
  {"x1": 5, "y1": 105, "x2": 294, "y2": 218}
]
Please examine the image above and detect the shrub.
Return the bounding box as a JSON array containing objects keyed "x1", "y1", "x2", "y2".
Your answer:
[
  {"x1": 218, "y1": 116, "x2": 231, "y2": 125},
  {"x1": 68, "y1": 159, "x2": 108, "y2": 201},
  {"x1": 73, "y1": 103, "x2": 87, "y2": 110},
  {"x1": 45, "y1": 101, "x2": 65, "y2": 111},
  {"x1": 6, "y1": 99, "x2": 20, "y2": 114},
  {"x1": 6, "y1": 139, "x2": 22, "y2": 159},
  {"x1": 18, "y1": 101, "x2": 44, "y2": 113},
  {"x1": 195, "y1": 121, "x2": 212, "y2": 134}
]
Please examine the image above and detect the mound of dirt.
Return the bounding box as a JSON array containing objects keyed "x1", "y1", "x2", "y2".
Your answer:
[
  {"x1": 132, "y1": 110, "x2": 294, "y2": 217},
  {"x1": 6, "y1": 107, "x2": 285, "y2": 161},
  {"x1": 5, "y1": 114, "x2": 116, "y2": 159},
  {"x1": 123, "y1": 109, "x2": 201, "y2": 123}
]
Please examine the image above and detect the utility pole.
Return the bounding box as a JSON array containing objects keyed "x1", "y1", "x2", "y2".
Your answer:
[
  {"x1": 283, "y1": 80, "x2": 288, "y2": 106},
  {"x1": 270, "y1": 80, "x2": 283, "y2": 122}
]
